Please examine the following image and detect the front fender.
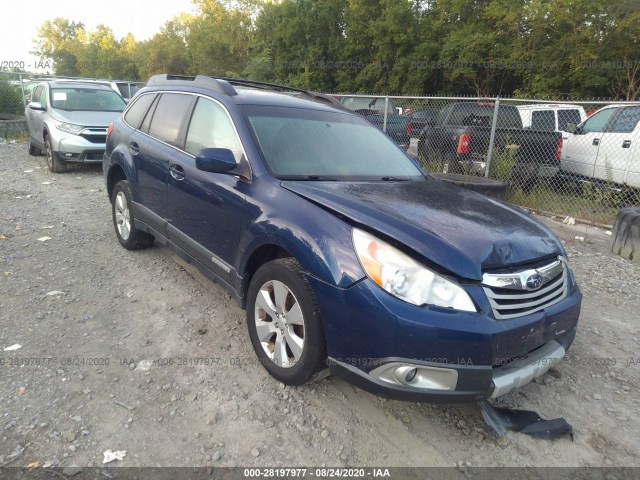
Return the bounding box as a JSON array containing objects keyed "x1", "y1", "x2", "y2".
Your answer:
[{"x1": 237, "y1": 177, "x2": 365, "y2": 290}]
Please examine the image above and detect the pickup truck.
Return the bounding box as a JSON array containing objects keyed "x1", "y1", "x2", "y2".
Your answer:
[
  {"x1": 561, "y1": 104, "x2": 640, "y2": 190},
  {"x1": 417, "y1": 102, "x2": 563, "y2": 190},
  {"x1": 338, "y1": 96, "x2": 410, "y2": 149}
]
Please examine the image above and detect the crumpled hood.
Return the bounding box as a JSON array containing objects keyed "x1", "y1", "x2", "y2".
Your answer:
[{"x1": 282, "y1": 179, "x2": 564, "y2": 280}]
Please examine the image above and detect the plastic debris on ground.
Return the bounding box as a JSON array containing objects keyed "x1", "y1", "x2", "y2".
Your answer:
[
  {"x1": 563, "y1": 216, "x2": 576, "y2": 226},
  {"x1": 135, "y1": 360, "x2": 152, "y2": 372},
  {"x1": 103, "y1": 450, "x2": 127, "y2": 463},
  {"x1": 45, "y1": 291, "x2": 66, "y2": 296},
  {"x1": 479, "y1": 400, "x2": 573, "y2": 441},
  {"x1": 37, "y1": 237, "x2": 51, "y2": 242},
  {"x1": 4, "y1": 344, "x2": 22, "y2": 351}
]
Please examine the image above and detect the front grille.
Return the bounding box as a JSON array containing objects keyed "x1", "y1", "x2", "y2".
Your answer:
[
  {"x1": 482, "y1": 260, "x2": 568, "y2": 320},
  {"x1": 81, "y1": 134, "x2": 107, "y2": 144}
]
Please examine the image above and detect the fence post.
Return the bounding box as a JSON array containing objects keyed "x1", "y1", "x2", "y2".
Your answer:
[
  {"x1": 19, "y1": 73, "x2": 27, "y2": 108},
  {"x1": 383, "y1": 96, "x2": 389, "y2": 133},
  {"x1": 485, "y1": 98, "x2": 500, "y2": 178}
]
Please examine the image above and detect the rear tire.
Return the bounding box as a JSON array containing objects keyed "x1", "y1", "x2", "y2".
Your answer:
[
  {"x1": 28, "y1": 139, "x2": 41, "y2": 156},
  {"x1": 246, "y1": 258, "x2": 328, "y2": 386},
  {"x1": 45, "y1": 136, "x2": 65, "y2": 173},
  {"x1": 111, "y1": 180, "x2": 155, "y2": 250}
]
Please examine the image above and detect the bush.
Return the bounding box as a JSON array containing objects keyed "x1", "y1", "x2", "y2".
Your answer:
[{"x1": 0, "y1": 80, "x2": 25, "y2": 115}]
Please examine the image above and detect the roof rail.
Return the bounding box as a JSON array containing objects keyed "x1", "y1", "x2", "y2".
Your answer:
[
  {"x1": 219, "y1": 77, "x2": 307, "y2": 94},
  {"x1": 146, "y1": 74, "x2": 237, "y2": 96},
  {"x1": 219, "y1": 77, "x2": 347, "y2": 110}
]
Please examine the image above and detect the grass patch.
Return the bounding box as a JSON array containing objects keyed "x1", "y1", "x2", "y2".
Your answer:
[{"x1": 506, "y1": 182, "x2": 632, "y2": 226}]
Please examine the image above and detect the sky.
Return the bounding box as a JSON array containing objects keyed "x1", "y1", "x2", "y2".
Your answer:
[{"x1": 0, "y1": 0, "x2": 196, "y2": 72}]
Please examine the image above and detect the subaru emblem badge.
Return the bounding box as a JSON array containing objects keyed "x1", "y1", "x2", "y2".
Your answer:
[{"x1": 525, "y1": 273, "x2": 543, "y2": 290}]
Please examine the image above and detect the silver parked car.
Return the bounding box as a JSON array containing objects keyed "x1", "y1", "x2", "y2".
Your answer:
[{"x1": 25, "y1": 81, "x2": 126, "y2": 172}]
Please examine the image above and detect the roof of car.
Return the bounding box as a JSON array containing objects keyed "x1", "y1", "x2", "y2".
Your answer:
[
  {"x1": 46, "y1": 80, "x2": 115, "y2": 91},
  {"x1": 142, "y1": 74, "x2": 350, "y2": 114},
  {"x1": 230, "y1": 87, "x2": 342, "y2": 112}
]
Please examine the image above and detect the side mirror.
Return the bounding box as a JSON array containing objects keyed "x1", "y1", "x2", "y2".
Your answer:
[
  {"x1": 28, "y1": 101, "x2": 45, "y2": 111},
  {"x1": 195, "y1": 148, "x2": 237, "y2": 173},
  {"x1": 566, "y1": 123, "x2": 577, "y2": 134}
]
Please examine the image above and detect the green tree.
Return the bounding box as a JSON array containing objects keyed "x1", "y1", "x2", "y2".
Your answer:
[{"x1": 31, "y1": 18, "x2": 84, "y2": 76}]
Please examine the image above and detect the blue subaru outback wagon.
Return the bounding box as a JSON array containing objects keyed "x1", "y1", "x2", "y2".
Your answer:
[{"x1": 104, "y1": 75, "x2": 581, "y2": 403}]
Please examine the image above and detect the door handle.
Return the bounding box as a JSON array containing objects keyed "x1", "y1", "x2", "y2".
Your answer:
[
  {"x1": 622, "y1": 140, "x2": 631, "y2": 148},
  {"x1": 170, "y1": 164, "x2": 185, "y2": 181},
  {"x1": 592, "y1": 138, "x2": 600, "y2": 146},
  {"x1": 129, "y1": 142, "x2": 139, "y2": 155}
]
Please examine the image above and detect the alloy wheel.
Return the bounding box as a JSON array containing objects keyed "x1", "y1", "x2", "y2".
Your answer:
[{"x1": 254, "y1": 280, "x2": 305, "y2": 368}]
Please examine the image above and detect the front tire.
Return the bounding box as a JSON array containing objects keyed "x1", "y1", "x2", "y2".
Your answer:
[
  {"x1": 45, "y1": 136, "x2": 64, "y2": 173},
  {"x1": 111, "y1": 180, "x2": 155, "y2": 250},
  {"x1": 246, "y1": 258, "x2": 328, "y2": 386}
]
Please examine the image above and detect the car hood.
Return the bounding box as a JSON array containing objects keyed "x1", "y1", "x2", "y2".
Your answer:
[
  {"x1": 52, "y1": 109, "x2": 122, "y2": 128},
  {"x1": 281, "y1": 179, "x2": 564, "y2": 280}
]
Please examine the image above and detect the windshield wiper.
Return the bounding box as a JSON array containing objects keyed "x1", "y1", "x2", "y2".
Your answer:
[
  {"x1": 278, "y1": 175, "x2": 339, "y2": 181},
  {"x1": 380, "y1": 176, "x2": 411, "y2": 181}
]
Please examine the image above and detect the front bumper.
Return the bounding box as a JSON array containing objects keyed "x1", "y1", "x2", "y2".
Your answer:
[
  {"x1": 309, "y1": 272, "x2": 581, "y2": 403},
  {"x1": 50, "y1": 129, "x2": 107, "y2": 164}
]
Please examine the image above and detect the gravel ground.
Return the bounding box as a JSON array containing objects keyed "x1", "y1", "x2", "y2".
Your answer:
[{"x1": 1, "y1": 142, "x2": 639, "y2": 469}]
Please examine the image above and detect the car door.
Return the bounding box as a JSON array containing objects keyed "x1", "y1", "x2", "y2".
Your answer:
[
  {"x1": 595, "y1": 105, "x2": 640, "y2": 187},
  {"x1": 132, "y1": 92, "x2": 195, "y2": 230},
  {"x1": 26, "y1": 84, "x2": 47, "y2": 145},
  {"x1": 165, "y1": 96, "x2": 247, "y2": 283},
  {"x1": 561, "y1": 106, "x2": 617, "y2": 178}
]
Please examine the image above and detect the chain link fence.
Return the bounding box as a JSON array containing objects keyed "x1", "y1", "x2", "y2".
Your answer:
[
  {"x1": 336, "y1": 94, "x2": 640, "y2": 226},
  {"x1": 1, "y1": 70, "x2": 638, "y2": 225}
]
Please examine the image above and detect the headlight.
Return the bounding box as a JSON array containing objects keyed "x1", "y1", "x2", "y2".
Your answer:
[
  {"x1": 54, "y1": 121, "x2": 83, "y2": 135},
  {"x1": 352, "y1": 228, "x2": 476, "y2": 312}
]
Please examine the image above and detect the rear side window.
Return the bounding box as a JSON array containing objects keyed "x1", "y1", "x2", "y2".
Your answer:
[
  {"x1": 557, "y1": 110, "x2": 582, "y2": 131},
  {"x1": 148, "y1": 93, "x2": 194, "y2": 147},
  {"x1": 609, "y1": 106, "x2": 640, "y2": 133},
  {"x1": 531, "y1": 110, "x2": 555, "y2": 131},
  {"x1": 185, "y1": 97, "x2": 243, "y2": 162},
  {"x1": 124, "y1": 93, "x2": 156, "y2": 129}
]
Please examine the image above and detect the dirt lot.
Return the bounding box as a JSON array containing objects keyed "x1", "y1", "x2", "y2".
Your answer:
[{"x1": 1, "y1": 142, "x2": 639, "y2": 470}]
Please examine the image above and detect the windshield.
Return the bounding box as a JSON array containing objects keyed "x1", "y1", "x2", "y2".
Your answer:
[
  {"x1": 243, "y1": 106, "x2": 424, "y2": 180},
  {"x1": 50, "y1": 88, "x2": 126, "y2": 112}
]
